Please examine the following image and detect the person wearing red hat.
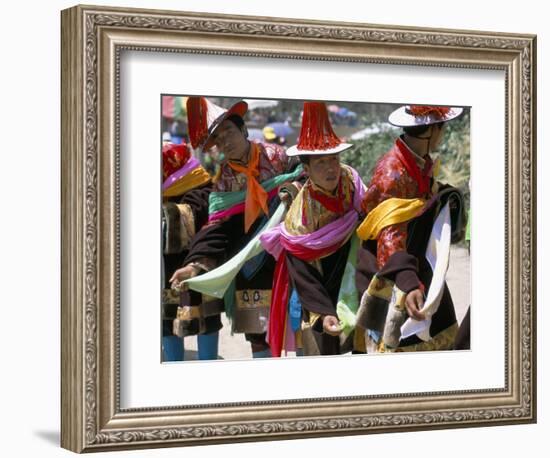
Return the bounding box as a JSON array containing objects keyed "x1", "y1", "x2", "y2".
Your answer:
[
  {"x1": 161, "y1": 141, "x2": 221, "y2": 361},
  {"x1": 260, "y1": 101, "x2": 369, "y2": 356},
  {"x1": 170, "y1": 97, "x2": 302, "y2": 358},
  {"x1": 354, "y1": 105, "x2": 467, "y2": 352}
]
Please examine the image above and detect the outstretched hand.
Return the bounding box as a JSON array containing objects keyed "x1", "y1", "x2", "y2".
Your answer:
[{"x1": 169, "y1": 264, "x2": 199, "y2": 291}]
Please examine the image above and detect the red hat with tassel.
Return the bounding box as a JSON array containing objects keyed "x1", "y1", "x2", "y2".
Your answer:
[
  {"x1": 186, "y1": 96, "x2": 248, "y2": 153},
  {"x1": 287, "y1": 101, "x2": 352, "y2": 156},
  {"x1": 389, "y1": 104, "x2": 463, "y2": 127}
]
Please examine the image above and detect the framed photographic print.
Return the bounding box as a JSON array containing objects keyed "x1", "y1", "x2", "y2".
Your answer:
[{"x1": 61, "y1": 4, "x2": 536, "y2": 453}]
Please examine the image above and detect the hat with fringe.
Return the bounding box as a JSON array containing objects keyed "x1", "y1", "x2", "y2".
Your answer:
[
  {"x1": 186, "y1": 97, "x2": 248, "y2": 152},
  {"x1": 286, "y1": 101, "x2": 352, "y2": 157},
  {"x1": 388, "y1": 105, "x2": 463, "y2": 127}
]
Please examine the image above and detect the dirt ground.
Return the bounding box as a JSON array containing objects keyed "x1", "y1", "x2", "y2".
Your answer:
[{"x1": 182, "y1": 246, "x2": 471, "y2": 361}]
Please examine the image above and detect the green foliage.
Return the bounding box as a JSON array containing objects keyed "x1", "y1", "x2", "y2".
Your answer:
[
  {"x1": 341, "y1": 127, "x2": 396, "y2": 183},
  {"x1": 342, "y1": 111, "x2": 471, "y2": 202},
  {"x1": 435, "y1": 110, "x2": 471, "y2": 199}
]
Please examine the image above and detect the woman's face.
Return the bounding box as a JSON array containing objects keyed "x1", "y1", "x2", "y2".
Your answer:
[
  {"x1": 210, "y1": 119, "x2": 249, "y2": 161},
  {"x1": 304, "y1": 154, "x2": 341, "y2": 193}
]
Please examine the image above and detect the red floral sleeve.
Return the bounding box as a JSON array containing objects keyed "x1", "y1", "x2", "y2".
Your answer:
[
  {"x1": 362, "y1": 150, "x2": 419, "y2": 268},
  {"x1": 377, "y1": 222, "x2": 408, "y2": 268}
]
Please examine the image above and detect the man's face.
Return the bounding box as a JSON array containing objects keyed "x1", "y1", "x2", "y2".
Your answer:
[
  {"x1": 304, "y1": 154, "x2": 342, "y2": 193},
  {"x1": 210, "y1": 119, "x2": 249, "y2": 161},
  {"x1": 430, "y1": 122, "x2": 447, "y2": 151}
]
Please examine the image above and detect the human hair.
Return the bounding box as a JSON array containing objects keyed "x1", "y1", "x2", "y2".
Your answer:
[
  {"x1": 403, "y1": 121, "x2": 445, "y2": 138},
  {"x1": 226, "y1": 114, "x2": 248, "y2": 138},
  {"x1": 226, "y1": 114, "x2": 244, "y2": 129},
  {"x1": 403, "y1": 124, "x2": 430, "y2": 137},
  {"x1": 298, "y1": 154, "x2": 311, "y2": 165}
]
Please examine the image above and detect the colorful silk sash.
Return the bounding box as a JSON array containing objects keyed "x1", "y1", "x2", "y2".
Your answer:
[
  {"x1": 162, "y1": 156, "x2": 211, "y2": 197},
  {"x1": 184, "y1": 164, "x2": 303, "y2": 313},
  {"x1": 356, "y1": 197, "x2": 425, "y2": 240},
  {"x1": 208, "y1": 188, "x2": 279, "y2": 222},
  {"x1": 260, "y1": 167, "x2": 366, "y2": 356},
  {"x1": 183, "y1": 203, "x2": 286, "y2": 298},
  {"x1": 207, "y1": 165, "x2": 303, "y2": 222},
  {"x1": 400, "y1": 202, "x2": 451, "y2": 341}
]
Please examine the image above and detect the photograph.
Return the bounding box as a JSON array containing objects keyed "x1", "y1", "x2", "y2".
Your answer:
[{"x1": 161, "y1": 96, "x2": 471, "y2": 362}]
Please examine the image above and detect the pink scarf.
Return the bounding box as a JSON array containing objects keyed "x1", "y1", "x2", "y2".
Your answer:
[{"x1": 259, "y1": 167, "x2": 365, "y2": 356}]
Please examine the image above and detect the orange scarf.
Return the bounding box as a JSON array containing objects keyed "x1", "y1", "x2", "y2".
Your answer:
[{"x1": 227, "y1": 143, "x2": 269, "y2": 232}]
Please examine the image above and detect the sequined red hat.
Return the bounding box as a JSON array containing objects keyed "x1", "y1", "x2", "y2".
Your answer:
[{"x1": 388, "y1": 105, "x2": 463, "y2": 127}]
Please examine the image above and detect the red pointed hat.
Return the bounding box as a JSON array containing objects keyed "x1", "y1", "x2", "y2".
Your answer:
[
  {"x1": 287, "y1": 101, "x2": 352, "y2": 157},
  {"x1": 186, "y1": 97, "x2": 248, "y2": 153},
  {"x1": 389, "y1": 105, "x2": 463, "y2": 127}
]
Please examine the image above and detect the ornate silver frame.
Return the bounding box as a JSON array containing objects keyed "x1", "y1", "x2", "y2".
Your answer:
[{"x1": 61, "y1": 4, "x2": 537, "y2": 453}]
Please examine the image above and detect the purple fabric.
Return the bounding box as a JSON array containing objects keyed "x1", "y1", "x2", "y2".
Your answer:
[
  {"x1": 162, "y1": 156, "x2": 202, "y2": 191},
  {"x1": 260, "y1": 166, "x2": 366, "y2": 259}
]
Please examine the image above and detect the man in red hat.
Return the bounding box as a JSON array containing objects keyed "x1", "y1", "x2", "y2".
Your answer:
[
  {"x1": 260, "y1": 101, "x2": 368, "y2": 356},
  {"x1": 355, "y1": 105, "x2": 467, "y2": 352},
  {"x1": 170, "y1": 97, "x2": 302, "y2": 358}
]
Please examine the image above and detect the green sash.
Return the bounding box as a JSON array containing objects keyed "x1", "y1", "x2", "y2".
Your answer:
[
  {"x1": 208, "y1": 165, "x2": 303, "y2": 214},
  {"x1": 336, "y1": 233, "x2": 360, "y2": 338},
  {"x1": 184, "y1": 203, "x2": 286, "y2": 298}
]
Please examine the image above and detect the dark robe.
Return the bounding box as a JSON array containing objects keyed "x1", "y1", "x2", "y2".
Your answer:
[
  {"x1": 286, "y1": 240, "x2": 351, "y2": 355},
  {"x1": 357, "y1": 186, "x2": 465, "y2": 350},
  {"x1": 162, "y1": 183, "x2": 221, "y2": 337}
]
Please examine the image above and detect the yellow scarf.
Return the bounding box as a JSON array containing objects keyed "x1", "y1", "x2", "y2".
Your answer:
[
  {"x1": 162, "y1": 166, "x2": 211, "y2": 198},
  {"x1": 356, "y1": 197, "x2": 425, "y2": 240}
]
